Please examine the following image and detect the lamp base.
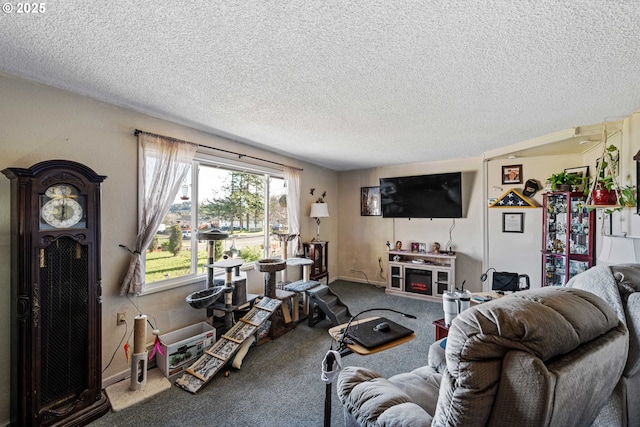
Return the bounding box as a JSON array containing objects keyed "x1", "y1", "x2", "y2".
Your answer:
[{"x1": 315, "y1": 218, "x2": 322, "y2": 242}]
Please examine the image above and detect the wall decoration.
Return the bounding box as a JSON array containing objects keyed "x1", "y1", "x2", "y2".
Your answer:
[
  {"x1": 503, "y1": 212, "x2": 524, "y2": 233},
  {"x1": 360, "y1": 186, "x2": 381, "y2": 216},
  {"x1": 489, "y1": 189, "x2": 536, "y2": 208},
  {"x1": 564, "y1": 166, "x2": 589, "y2": 192},
  {"x1": 502, "y1": 164, "x2": 523, "y2": 184}
]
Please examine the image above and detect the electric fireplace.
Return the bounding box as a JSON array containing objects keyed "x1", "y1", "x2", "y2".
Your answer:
[{"x1": 405, "y1": 268, "x2": 432, "y2": 295}]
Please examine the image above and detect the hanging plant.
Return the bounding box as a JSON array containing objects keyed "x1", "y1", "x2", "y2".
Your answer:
[{"x1": 278, "y1": 194, "x2": 287, "y2": 207}]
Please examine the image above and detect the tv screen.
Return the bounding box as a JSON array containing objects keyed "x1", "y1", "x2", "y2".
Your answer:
[{"x1": 380, "y1": 172, "x2": 463, "y2": 219}]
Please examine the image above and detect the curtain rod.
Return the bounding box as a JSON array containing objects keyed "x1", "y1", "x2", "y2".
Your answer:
[{"x1": 134, "y1": 129, "x2": 303, "y2": 171}]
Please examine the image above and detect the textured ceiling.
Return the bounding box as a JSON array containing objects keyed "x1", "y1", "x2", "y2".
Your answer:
[{"x1": 1, "y1": 1, "x2": 639, "y2": 171}]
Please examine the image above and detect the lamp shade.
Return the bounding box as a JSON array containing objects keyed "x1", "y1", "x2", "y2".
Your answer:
[
  {"x1": 598, "y1": 236, "x2": 639, "y2": 265},
  {"x1": 310, "y1": 202, "x2": 329, "y2": 218}
]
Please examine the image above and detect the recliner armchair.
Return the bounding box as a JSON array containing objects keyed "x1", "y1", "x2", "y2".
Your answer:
[{"x1": 337, "y1": 287, "x2": 628, "y2": 427}]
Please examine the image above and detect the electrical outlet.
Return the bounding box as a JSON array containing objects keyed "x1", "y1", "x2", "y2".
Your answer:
[{"x1": 117, "y1": 312, "x2": 126, "y2": 326}]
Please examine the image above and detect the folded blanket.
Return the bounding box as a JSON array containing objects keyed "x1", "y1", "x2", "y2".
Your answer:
[{"x1": 565, "y1": 264, "x2": 626, "y2": 325}]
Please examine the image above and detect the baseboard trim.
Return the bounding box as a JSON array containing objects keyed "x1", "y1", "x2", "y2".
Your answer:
[{"x1": 335, "y1": 276, "x2": 386, "y2": 287}]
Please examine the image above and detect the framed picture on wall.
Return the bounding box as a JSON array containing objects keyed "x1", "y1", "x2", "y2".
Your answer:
[
  {"x1": 502, "y1": 165, "x2": 523, "y2": 184},
  {"x1": 502, "y1": 212, "x2": 524, "y2": 233},
  {"x1": 360, "y1": 186, "x2": 381, "y2": 216}
]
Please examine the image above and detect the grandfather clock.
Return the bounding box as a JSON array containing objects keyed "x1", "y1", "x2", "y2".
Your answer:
[{"x1": 2, "y1": 160, "x2": 109, "y2": 426}]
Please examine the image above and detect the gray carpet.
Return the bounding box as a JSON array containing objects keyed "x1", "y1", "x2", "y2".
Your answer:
[{"x1": 89, "y1": 280, "x2": 444, "y2": 427}]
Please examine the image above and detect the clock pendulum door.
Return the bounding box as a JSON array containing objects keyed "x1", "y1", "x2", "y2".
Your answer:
[{"x1": 39, "y1": 237, "x2": 90, "y2": 413}]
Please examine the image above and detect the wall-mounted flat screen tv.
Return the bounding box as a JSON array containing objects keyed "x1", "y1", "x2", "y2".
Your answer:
[{"x1": 379, "y1": 172, "x2": 463, "y2": 219}]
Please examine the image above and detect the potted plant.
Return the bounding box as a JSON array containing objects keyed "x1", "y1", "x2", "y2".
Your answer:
[
  {"x1": 547, "y1": 171, "x2": 582, "y2": 191},
  {"x1": 591, "y1": 175, "x2": 618, "y2": 205},
  {"x1": 590, "y1": 143, "x2": 638, "y2": 210},
  {"x1": 591, "y1": 144, "x2": 620, "y2": 206}
]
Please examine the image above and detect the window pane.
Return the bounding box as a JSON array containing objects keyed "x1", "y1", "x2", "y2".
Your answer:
[
  {"x1": 268, "y1": 177, "x2": 288, "y2": 257},
  {"x1": 144, "y1": 166, "x2": 194, "y2": 284},
  {"x1": 197, "y1": 165, "x2": 268, "y2": 267},
  {"x1": 144, "y1": 159, "x2": 288, "y2": 287}
]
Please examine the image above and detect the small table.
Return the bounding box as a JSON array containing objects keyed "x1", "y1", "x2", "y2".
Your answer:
[
  {"x1": 328, "y1": 317, "x2": 416, "y2": 355},
  {"x1": 325, "y1": 317, "x2": 416, "y2": 427},
  {"x1": 432, "y1": 318, "x2": 449, "y2": 340},
  {"x1": 433, "y1": 292, "x2": 505, "y2": 338},
  {"x1": 470, "y1": 291, "x2": 504, "y2": 304}
]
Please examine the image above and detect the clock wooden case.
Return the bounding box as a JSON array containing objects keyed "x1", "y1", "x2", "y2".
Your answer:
[{"x1": 2, "y1": 160, "x2": 109, "y2": 426}]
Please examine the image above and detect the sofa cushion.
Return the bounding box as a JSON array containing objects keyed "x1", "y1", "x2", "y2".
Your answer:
[
  {"x1": 388, "y1": 366, "x2": 441, "y2": 416},
  {"x1": 566, "y1": 264, "x2": 626, "y2": 326},
  {"x1": 337, "y1": 367, "x2": 415, "y2": 426},
  {"x1": 377, "y1": 402, "x2": 433, "y2": 427}
]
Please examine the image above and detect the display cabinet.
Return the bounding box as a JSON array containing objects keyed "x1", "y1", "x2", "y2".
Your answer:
[
  {"x1": 303, "y1": 241, "x2": 328, "y2": 284},
  {"x1": 387, "y1": 250, "x2": 456, "y2": 302},
  {"x1": 542, "y1": 191, "x2": 595, "y2": 286}
]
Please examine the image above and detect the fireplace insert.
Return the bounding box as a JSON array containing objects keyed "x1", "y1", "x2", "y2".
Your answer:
[{"x1": 405, "y1": 268, "x2": 432, "y2": 295}]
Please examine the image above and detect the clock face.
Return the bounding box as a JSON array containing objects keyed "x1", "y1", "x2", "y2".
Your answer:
[{"x1": 40, "y1": 184, "x2": 86, "y2": 229}]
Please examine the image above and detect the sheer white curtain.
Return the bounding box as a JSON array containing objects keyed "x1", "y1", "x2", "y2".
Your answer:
[
  {"x1": 120, "y1": 133, "x2": 197, "y2": 296},
  {"x1": 284, "y1": 166, "x2": 302, "y2": 256}
]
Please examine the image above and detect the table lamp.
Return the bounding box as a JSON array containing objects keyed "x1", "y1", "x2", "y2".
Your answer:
[
  {"x1": 310, "y1": 202, "x2": 329, "y2": 241},
  {"x1": 598, "y1": 235, "x2": 639, "y2": 265}
]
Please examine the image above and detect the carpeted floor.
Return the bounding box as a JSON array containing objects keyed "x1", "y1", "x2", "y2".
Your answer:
[{"x1": 89, "y1": 280, "x2": 444, "y2": 427}]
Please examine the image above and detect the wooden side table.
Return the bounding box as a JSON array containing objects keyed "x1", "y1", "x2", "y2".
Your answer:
[
  {"x1": 433, "y1": 318, "x2": 449, "y2": 340},
  {"x1": 303, "y1": 241, "x2": 329, "y2": 285},
  {"x1": 470, "y1": 291, "x2": 503, "y2": 304}
]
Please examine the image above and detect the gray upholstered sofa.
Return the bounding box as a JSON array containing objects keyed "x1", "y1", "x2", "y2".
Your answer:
[
  {"x1": 565, "y1": 264, "x2": 640, "y2": 426},
  {"x1": 337, "y1": 286, "x2": 629, "y2": 427}
]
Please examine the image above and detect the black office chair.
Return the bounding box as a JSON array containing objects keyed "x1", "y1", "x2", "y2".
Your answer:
[{"x1": 481, "y1": 268, "x2": 530, "y2": 292}]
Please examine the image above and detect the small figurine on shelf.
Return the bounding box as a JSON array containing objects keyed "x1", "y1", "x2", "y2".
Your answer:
[
  {"x1": 432, "y1": 242, "x2": 441, "y2": 254},
  {"x1": 386, "y1": 241, "x2": 391, "y2": 251}
]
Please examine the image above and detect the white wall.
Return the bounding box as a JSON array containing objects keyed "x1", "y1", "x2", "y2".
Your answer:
[
  {"x1": 337, "y1": 112, "x2": 640, "y2": 297},
  {"x1": 485, "y1": 154, "x2": 582, "y2": 288},
  {"x1": 337, "y1": 158, "x2": 485, "y2": 293}
]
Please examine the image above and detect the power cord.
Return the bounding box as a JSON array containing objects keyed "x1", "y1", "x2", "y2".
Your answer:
[
  {"x1": 103, "y1": 296, "x2": 160, "y2": 375},
  {"x1": 127, "y1": 295, "x2": 159, "y2": 331},
  {"x1": 349, "y1": 268, "x2": 370, "y2": 284},
  {"x1": 103, "y1": 319, "x2": 130, "y2": 373},
  {"x1": 350, "y1": 268, "x2": 385, "y2": 288}
]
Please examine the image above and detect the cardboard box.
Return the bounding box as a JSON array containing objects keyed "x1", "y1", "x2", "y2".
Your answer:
[{"x1": 157, "y1": 322, "x2": 215, "y2": 377}]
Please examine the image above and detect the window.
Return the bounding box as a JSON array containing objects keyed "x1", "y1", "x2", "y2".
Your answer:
[{"x1": 144, "y1": 152, "x2": 288, "y2": 289}]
